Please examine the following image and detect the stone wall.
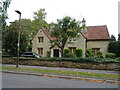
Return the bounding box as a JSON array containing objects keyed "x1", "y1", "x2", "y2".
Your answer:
[{"x1": 2, "y1": 58, "x2": 119, "y2": 71}]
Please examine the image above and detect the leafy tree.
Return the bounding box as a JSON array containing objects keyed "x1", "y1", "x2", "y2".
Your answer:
[
  {"x1": 2, "y1": 19, "x2": 33, "y2": 56},
  {"x1": 118, "y1": 33, "x2": 120, "y2": 41},
  {"x1": 32, "y1": 8, "x2": 49, "y2": 32},
  {"x1": 0, "y1": 0, "x2": 12, "y2": 30},
  {"x1": 109, "y1": 35, "x2": 116, "y2": 41},
  {"x1": 108, "y1": 34, "x2": 120, "y2": 57},
  {"x1": 50, "y1": 16, "x2": 85, "y2": 57}
]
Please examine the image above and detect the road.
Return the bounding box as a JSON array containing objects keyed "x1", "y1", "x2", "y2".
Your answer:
[{"x1": 2, "y1": 73, "x2": 118, "y2": 88}]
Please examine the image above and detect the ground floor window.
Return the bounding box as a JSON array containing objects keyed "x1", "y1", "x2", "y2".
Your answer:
[
  {"x1": 92, "y1": 48, "x2": 100, "y2": 56},
  {"x1": 68, "y1": 47, "x2": 76, "y2": 54},
  {"x1": 37, "y1": 48, "x2": 43, "y2": 55}
]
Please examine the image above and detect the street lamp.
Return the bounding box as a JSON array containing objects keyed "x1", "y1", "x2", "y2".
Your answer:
[{"x1": 15, "y1": 10, "x2": 21, "y2": 68}]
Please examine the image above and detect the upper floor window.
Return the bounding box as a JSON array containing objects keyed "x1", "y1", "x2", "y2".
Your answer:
[
  {"x1": 68, "y1": 38, "x2": 76, "y2": 42},
  {"x1": 38, "y1": 37, "x2": 43, "y2": 43}
]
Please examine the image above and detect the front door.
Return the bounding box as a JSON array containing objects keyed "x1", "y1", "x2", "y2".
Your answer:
[{"x1": 54, "y1": 49, "x2": 59, "y2": 57}]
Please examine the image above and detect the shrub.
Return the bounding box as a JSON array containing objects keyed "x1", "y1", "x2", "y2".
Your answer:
[
  {"x1": 85, "y1": 48, "x2": 94, "y2": 57},
  {"x1": 47, "y1": 51, "x2": 51, "y2": 57},
  {"x1": 105, "y1": 53, "x2": 116, "y2": 59},
  {"x1": 66, "y1": 53, "x2": 77, "y2": 58},
  {"x1": 97, "y1": 51, "x2": 104, "y2": 58},
  {"x1": 76, "y1": 48, "x2": 82, "y2": 57},
  {"x1": 64, "y1": 49, "x2": 70, "y2": 57}
]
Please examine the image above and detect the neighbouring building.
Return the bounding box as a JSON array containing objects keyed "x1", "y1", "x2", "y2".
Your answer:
[{"x1": 32, "y1": 25, "x2": 110, "y2": 57}]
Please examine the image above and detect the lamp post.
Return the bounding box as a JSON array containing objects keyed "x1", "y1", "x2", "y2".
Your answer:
[{"x1": 15, "y1": 10, "x2": 21, "y2": 68}]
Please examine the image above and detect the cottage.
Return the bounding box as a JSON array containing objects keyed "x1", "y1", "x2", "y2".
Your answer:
[{"x1": 32, "y1": 25, "x2": 110, "y2": 57}]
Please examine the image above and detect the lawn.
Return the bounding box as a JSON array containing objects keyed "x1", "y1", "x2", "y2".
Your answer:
[{"x1": 1, "y1": 66, "x2": 119, "y2": 80}]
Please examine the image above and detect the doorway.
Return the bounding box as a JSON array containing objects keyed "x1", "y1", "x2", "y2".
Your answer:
[{"x1": 53, "y1": 49, "x2": 59, "y2": 57}]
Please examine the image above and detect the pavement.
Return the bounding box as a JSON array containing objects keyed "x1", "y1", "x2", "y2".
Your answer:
[{"x1": 1, "y1": 64, "x2": 120, "y2": 84}]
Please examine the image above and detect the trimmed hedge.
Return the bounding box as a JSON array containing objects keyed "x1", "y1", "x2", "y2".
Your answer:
[
  {"x1": 85, "y1": 48, "x2": 94, "y2": 57},
  {"x1": 65, "y1": 53, "x2": 77, "y2": 58},
  {"x1": 76, "y1": 48, "x2": 82, "y2": 57},
  {"x1": 64, "y1": 49, "x2": 70, "y2": 57},
  {"x1": 6, "y1": 57, "x2": 120, "y2": 64},
  {"x1": 97, "y1": 51, "x2": 104, "y2": 58},
  {"x1": 105, "y1": 53, "x2": 116, "y2": 59}
]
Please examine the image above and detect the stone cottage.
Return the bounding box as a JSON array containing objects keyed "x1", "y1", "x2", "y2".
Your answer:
[{"x1": 31, "y1": 25, "x2": 110, "y2": 57}]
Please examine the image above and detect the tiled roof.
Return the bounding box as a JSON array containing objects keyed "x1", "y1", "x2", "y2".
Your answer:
[
  {"x1": 40, "y1": 25, "x2": 110, "y2": 41},
  {"x1": 82, "y1": 25, "x2": 110, "y2": 40},
  {"x1": 40, "y1": 27, "x2": 57, "y2": 40}
]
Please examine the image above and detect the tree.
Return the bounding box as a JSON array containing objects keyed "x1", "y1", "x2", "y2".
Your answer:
[
  {"x1": 118, "y1": 33, "x2": 120, "y2": 41},
  {"x1": 0, "y1": 0, "x2": 12, "y2": 30},
  {"x1": 32, "y1": 8, "x2": 49, "y2": 32},
  {"x1": 109, "y1": 35, "x2": 116, "y2": 41},
  {"x1": 108, "y1": 34, "x2": 120, "y2": 57},
  {"x1": 50, "y1": 16, "x2": 85, "y2": 57},
  {"x1": 2, "y1": 19, "x2": 33, "y2": 56}
]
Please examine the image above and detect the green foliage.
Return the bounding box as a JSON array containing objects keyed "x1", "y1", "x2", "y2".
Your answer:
[
  {"x1": 118, "y1": 34, "x2": 120, "y2": 41},
  {"x1": 2, "y1": 19, "x2": 31, "y2": 56},
  {"x1": 50, "y1": 16, "x2": 84, "y2": 57},
  {"x1": 64, "y1": 49, "x2": 70, "y2": 57},
  {"x1": 32, "y1": 8, "x2": 49, "y2": 31},
  {"x1": 47, "y1": 51, "x2": 51, "y2": 57},
  {"x1": 1, "y1": 0, "x2": 12, "y2": 30},
  {"x1": 65, "y1": 53, "x2": 77, "y2": 58},
  {"x1": 85, "y1": 48, "x2": 94, "y2": 57},
  {"x1": 109, "y1": 35, "x2": 116, "y2": 41},
  {"x1": 96, "y1": 51, "x2": 104, "y2": 58},
  {"x1": 76, "y1": 48, "x2": 82, "y2": 57},
  {"x1": 7, "y1": 57, "x2": 119, "y2": 63},
  {"x1": 105, "y1": 53, "x2": 116, "y2": 59},
  {"x1": 108, "y1": 35, "x2": 120, "y2": 57}
]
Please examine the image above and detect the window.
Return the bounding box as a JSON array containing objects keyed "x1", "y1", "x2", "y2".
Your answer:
[
  {"x1": 37, "y1": 48, "x2": 43, "y2": 55},
  {"x1": 68, "y1": 38, "x2": 76, "y2": 42},
  {"x1": 38, "y1": 37, "x2": 43, "y2": 43},
  {"x1": 68, "y1": 47, "x2": 76, "y2": 54},
  {"x1": 92, "y1": 48, "x2": 100, "y2": 56}
]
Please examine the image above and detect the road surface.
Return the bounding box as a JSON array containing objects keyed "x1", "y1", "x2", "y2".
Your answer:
[{"x1": 2, "y1": 73, "x2": 119, "y2": 88}]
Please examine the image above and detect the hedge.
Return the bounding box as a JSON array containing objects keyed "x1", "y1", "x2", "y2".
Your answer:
[
  {"x1": 76, "y1": 48, "x2": 82, "y2": 57},
  {"x1": 105, "y1": 53, "x2": 116, "y2": 59},
  {"x1": 64, "y1": 49, "x2": 70, "y2": 57},
  {"x1": 4, "y1": 57, "x2": 120, "y2": 64}
]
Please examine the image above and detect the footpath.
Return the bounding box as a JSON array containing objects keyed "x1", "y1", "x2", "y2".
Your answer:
[{"x1": 1, "y1": 64, "x2": 120, "y2": 84}]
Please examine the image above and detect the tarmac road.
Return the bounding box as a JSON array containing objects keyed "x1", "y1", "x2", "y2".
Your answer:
[{"x1": 2, "y1": 73, "x2": 119, "y2": 88}]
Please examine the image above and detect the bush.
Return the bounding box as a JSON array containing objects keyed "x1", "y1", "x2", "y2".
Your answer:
[
  {"x1": 85, "y1": 48, "x2": 94, "y2": 57},
  {"x1": 65, "y1": 53, "x2": 77, "y2": 58},
  {"x1": 47, "y1": 51, "x2": 51, "y2": 57},
  {"x1": 97, "y1": 51, "x2": 104, "y2": 58},
  {"x1": 105, "y1": 53, "x2": 116, "y2": 59},
  {"x1": 76, "y1": 48, "x2": 82, "y2": 57},
  {"x1": 64, "y1": 49, "x2": 70, "y2": 57}
]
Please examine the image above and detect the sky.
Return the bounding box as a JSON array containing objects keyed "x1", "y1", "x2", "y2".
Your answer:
[{"x1": 6, "y1": 0, "x2": 119, "y2": 39}]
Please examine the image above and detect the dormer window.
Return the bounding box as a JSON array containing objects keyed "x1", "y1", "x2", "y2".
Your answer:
[{"x1": 38, "y1": 37, "x2": 43, "y2": 43}]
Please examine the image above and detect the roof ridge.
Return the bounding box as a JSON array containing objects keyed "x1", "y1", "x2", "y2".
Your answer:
[{"x1": 87, "y1": 25, "x2": 106, "y2": 28}]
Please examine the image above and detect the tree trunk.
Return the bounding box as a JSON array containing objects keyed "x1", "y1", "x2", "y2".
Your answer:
[{"x1": 61, "y1": 47, "x2": 64, "y2": 57}]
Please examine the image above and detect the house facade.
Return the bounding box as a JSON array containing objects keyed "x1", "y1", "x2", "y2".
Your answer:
[{"x1": 32, "y1": 25, "x2": 110, "y2": 57}]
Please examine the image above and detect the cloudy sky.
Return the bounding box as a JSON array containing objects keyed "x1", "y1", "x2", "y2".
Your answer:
[{"x1": 6, "y1": 0, "x2": 119, "y2": 38}]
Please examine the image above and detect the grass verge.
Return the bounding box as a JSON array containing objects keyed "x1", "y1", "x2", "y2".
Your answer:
[{"x1": 1, "y1": 66, "x2": 119, "y2": 80}]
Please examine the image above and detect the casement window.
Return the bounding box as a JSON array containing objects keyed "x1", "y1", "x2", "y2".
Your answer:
[
  {"x1": 68, "y1": 47, "x2": 76, "y2": 54},
  {"x1": 68, "y1": 38, "x2": 77, "y2": 42},
  {"x1": 38, "y1": 37, "x2": 44, "y2": 43},
  {"x1": 37, "y1": 48, "x2": 43, "y2": 55},
  {"x1": 92, "y1": 48, "x2": 100, "y2": 56}
]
